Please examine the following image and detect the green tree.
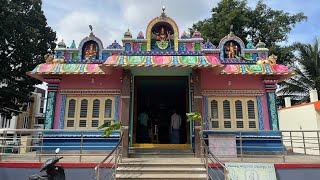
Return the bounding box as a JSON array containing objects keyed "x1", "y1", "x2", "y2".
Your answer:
[
  {"x1": 0, "y1": 0, "x2": 56, "y2": 118},
  {"x1": 192, "y1": 0, "x2": 306, "y2": 64},
  {"x1": 278, "y1": 39, "x2": 320, "y2": 102}
]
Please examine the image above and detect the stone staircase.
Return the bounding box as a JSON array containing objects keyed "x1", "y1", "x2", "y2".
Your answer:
[
  {"x1": 116, "y1": 157, "x2": 207, "y2": 179},
  {"x1": 129, "y1": 147, "x2": 195, "y2": 158},
  {"x1": 116, "y1": 147, "x2": 207, "y2": 179}
]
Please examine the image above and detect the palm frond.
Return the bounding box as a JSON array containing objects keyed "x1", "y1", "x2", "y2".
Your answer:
[{"x1": 279, "y1": 38, "x2": 320, "y2": 102}]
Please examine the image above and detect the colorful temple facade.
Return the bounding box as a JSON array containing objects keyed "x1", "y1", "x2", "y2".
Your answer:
[{"x1": 28, "y1": 10, "x2": 293, "y2": 155}]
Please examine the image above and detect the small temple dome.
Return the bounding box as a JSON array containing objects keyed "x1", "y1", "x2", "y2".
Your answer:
[
  {"x1": 181, "y1": 31, "x2": 189, "y2": 39},
  {"x1": 137, "y1": 31, "x2": 144, "y2": 39},
  {"x1": 124, "y1": 29, "x2": 132, "y2": 38},
  {"x1": 70, "y1": 40, "x2": 76, "y2": 49},
  {"x1": 203, "y1": 39, "x2": 216, "y2": 49},
  {"x1": 107, "y1": 40, "x2": 122, "y2": 49},
  {"x1": 192, "y1": 30, "x2": 201, "y2": 38},
  {"x1": 57, "y1": 39, "x2": 66, "y2": 48},
  {"x1": 256, "y1": 40, "x2": 266, "y2": 49},
  {"x1": 246, "y1": 39, "x2": 254, "y2": 49}
]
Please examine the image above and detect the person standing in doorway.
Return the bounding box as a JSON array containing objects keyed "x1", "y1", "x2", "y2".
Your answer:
[
  {"x1": 170, "y1": 110, "x2": 181, "y2": 144},
  {"x1": 138, "y1": 110, "x2": 149, "y2": 143}
]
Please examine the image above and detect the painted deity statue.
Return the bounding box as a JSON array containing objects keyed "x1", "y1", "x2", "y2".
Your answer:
[
  {"x1": 156, "y1": 27, "x2": 170, "y2": 41},
  {"x1": 152, "y1": 27, "x2": 173, "y2": 50},
  {"x1": 225, "y1": 42, "x2": 238, "y2": 58},
  {"x1": 84, "y1": 43, "x2": 97, "y2": 60}
]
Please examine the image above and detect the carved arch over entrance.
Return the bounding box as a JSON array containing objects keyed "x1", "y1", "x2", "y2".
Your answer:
[{"x1": 146, "y1": 15, "x2": 179, "y2": 51}]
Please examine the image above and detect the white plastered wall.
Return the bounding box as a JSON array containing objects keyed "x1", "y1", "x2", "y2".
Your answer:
[{"x1": 279, "y1": 104, "x2": 320, "y2": 155}]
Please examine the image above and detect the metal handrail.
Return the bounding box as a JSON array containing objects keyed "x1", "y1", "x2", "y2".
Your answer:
[
  {"x1": 94, "y1": 132, "x2": 123, "y2": 180},
  {"x1": 200, "y1": 131, "x2": 229, "y2": 180}
]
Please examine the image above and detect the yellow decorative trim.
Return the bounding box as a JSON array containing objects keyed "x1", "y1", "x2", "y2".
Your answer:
[
  {"x1": 202, "y1": 89, "x2": 264, "y2": 97},
  {"x1": 132, "y1": 143, "x2": 191, "y2": 149},
  {"x1": 146, "y1": 16, "x2": 179, "y2": 51},
  {"x1": 60, "y1": 89, "x2": 120, "y2": 95}
]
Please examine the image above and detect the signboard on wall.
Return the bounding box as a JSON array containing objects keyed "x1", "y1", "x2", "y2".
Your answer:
[
  {"x1": 209, "y1": 134, "x2": 237, "y2": 158},
  {"x1": 225, "y1": 163, "x2": 277, "y2": 180}
]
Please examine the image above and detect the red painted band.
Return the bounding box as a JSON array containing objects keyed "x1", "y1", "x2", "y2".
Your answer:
[
  {"x1": 209, "y1": 163, "x2": 320, "y2": 169},
  {"x1": 274, "y1": 164, "x2": 320, "y2": 169},
  {"x1": 0, "y1": 162, "x2": 113, "y2": 168},
  {"x1": 1, "y1": 162, "x2": 320, "y2": 169}
]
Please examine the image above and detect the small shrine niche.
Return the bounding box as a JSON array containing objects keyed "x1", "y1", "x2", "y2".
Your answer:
[
  {"x1": 223, "y1": 40, "x2": 241, "y2": 59},
  {"x1": 82, "y1": 40, "x2": 99, "y2": 60},
  {"x1": 151, "y1": 22, "x2": 174, "y2": 51}
]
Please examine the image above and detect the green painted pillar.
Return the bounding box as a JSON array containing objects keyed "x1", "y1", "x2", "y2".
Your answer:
[
  {"x1": 44, "y1": 78, "x2": 60, "y2": 129},
  {"x1": 264, "y1": 80, "x2": 279, "y2": 130}
]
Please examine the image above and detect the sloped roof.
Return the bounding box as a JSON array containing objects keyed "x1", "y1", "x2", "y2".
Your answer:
[
  {"x1": 28, "y1": 55, "x2": 294, "y2": 80},
  {"x1": 102, "y1": 55, "x2": 222, "y2": 67}
]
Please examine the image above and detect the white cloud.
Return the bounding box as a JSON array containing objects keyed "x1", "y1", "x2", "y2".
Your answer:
[
  {"x1": 44, "y1": 0, "x2": 319, "y2": 46},
  {"x1": 56, "y1": 11, "x2": 99, "y2": 43},
  {"x1": 55, "y1": 11, "x2": 126, "y2": 48},
  {"x1": 45, "y1": 0, "x2": 216, "y2": 47},
  {"x1": 119, "y1": 0, "x2": 217, "y2": 36}
]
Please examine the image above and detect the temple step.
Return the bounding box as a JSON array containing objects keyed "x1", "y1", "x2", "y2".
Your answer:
[
  {"x1": 129, "y1": 148, "x2": 194, "y2": 158},
  {"x1": 116, "y1": 158, "x2": 206, "y2": 180}
]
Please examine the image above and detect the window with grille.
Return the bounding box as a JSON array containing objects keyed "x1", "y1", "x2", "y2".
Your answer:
[
  {"x1": 65, "y1": 97, "x2": 115, "y2": 129},
  {"x1": 68, "y1": 99, "x2": 76, "y2": 118},
  {"x1": 80, "y1": 99, "x2": 88, "y2": 118},
  {"x1": 22, "y1": 116, "x2": 29, "y2": 129},
  {"x1": 104, "y1": 120, "x2": 111, "y2": 127},
  {"x1": 92, "y1": 99, "x2": 100, "y2": 118},
  {"x1": 208, "y1": 97, "x2": 258, "y2": 130},
  {"x1": 249, "y1": 121, "x2": 256, "y2": 128},
  {"x1": 235, "y1": 100, "x2": 243, "y2": 119},
  {"x1": 79, "y1": 120, "x2": 87, "y2": 127},
  {"x1": 210, "y1": 100, "x2": 218, "y2": 119},
  {"x1": 67, "y1": 120, "x2": 74, "y2": 127},
  {"x1": 212, "y1": 121, "x2": 219, "y2": 128},
  {"x1": 104, "y1": 99, "x2": 112, "y2": 118},
  {"x1": 236, "y1": 121, "x2": 244, "y2": 128},
  {"x1": 91, "y1": 120, "x2": 99, "y2": 127},
  {"x1": 224, "y1": 121, "x2": 231, "y2": 128},
  {"x1": 247, "y1": 100, "x2": 255, "y2": 119},
  {"x1": 223, "y1": 100, "x2": 231, "y2": 119}
]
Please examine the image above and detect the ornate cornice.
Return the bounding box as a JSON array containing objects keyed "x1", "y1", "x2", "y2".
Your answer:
[
  {"x1": 263, "y1": 79, "x2": 278, "y2": 92},
  {"x1": 45, "y1": 78, "x2": 61, "y2": 91},
  {"x1": 202, "y1": 89, "x2": 265, "y2": 97},
  {"x1": 60, "y1": 89, "x2": 121, "y2": 95}
]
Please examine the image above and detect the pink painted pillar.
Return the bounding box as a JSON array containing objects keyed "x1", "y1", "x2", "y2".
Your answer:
[{"x1": 53, "y1": 91, "x2": 62, "y2": 129}]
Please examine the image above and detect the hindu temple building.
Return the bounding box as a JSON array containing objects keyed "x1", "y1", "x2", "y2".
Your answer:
[{"x1": 28, "y1": 8, "x2": 293, "y2": 156}]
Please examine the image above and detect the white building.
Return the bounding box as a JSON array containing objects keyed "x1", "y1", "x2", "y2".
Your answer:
[
  {"x1": 0, "y1": 87, "x2": 46, "y2": 140},
  {"x1": 278, "y1": 89, "x2": 320, "y2": 155}
]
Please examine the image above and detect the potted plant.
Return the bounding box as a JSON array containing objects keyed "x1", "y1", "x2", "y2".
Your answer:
[{"x1": 98, "y1": 121, "x2": 121, "y2": 137}]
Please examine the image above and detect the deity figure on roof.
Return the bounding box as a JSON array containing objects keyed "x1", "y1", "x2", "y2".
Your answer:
[
  {"x1": 82, "y1": 41, "x2": 99, "y2": 60},
  {"x1": 85, "y1": 43, "x2": 97, "y2": 59},
  {"x1": 224, "y1": 41, "x2": 240, "y2": 59},
  {"x1": 151, "y1": 23, "x2": 174, "y2": 51}
]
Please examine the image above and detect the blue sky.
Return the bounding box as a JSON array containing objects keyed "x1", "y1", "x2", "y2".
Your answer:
[{"x1": 42, "y1": 0, "x2": 320, "y2": 47}]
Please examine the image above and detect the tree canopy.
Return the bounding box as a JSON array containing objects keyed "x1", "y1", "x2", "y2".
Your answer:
[
  {"x1": 191, "y1": 0, "x2": 306, "y2": 64},
  {"x1": 0, "y1": 0, "x2": 56, "y2": 117},
  {"x1": 278, "y1": 39, "x2": 320, "y2": 102}
]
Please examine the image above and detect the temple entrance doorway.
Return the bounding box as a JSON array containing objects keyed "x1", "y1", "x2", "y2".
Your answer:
[{"x1": 134, "y1": 76, "x2": 189, "y2": 145}]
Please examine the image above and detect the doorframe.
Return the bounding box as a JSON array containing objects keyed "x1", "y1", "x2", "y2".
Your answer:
[{"x1": 130, "y1": 75, "x2": 191, "y2": 145}]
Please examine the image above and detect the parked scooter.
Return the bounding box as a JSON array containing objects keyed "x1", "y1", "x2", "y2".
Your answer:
[{"x1": 29, "y1": 148, "x2": 65, "y2": 180}]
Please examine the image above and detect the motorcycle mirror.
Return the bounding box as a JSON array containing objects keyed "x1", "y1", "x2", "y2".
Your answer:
[{"x1": 55, "y1": 148, "x2": 60, "y2": 154}]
